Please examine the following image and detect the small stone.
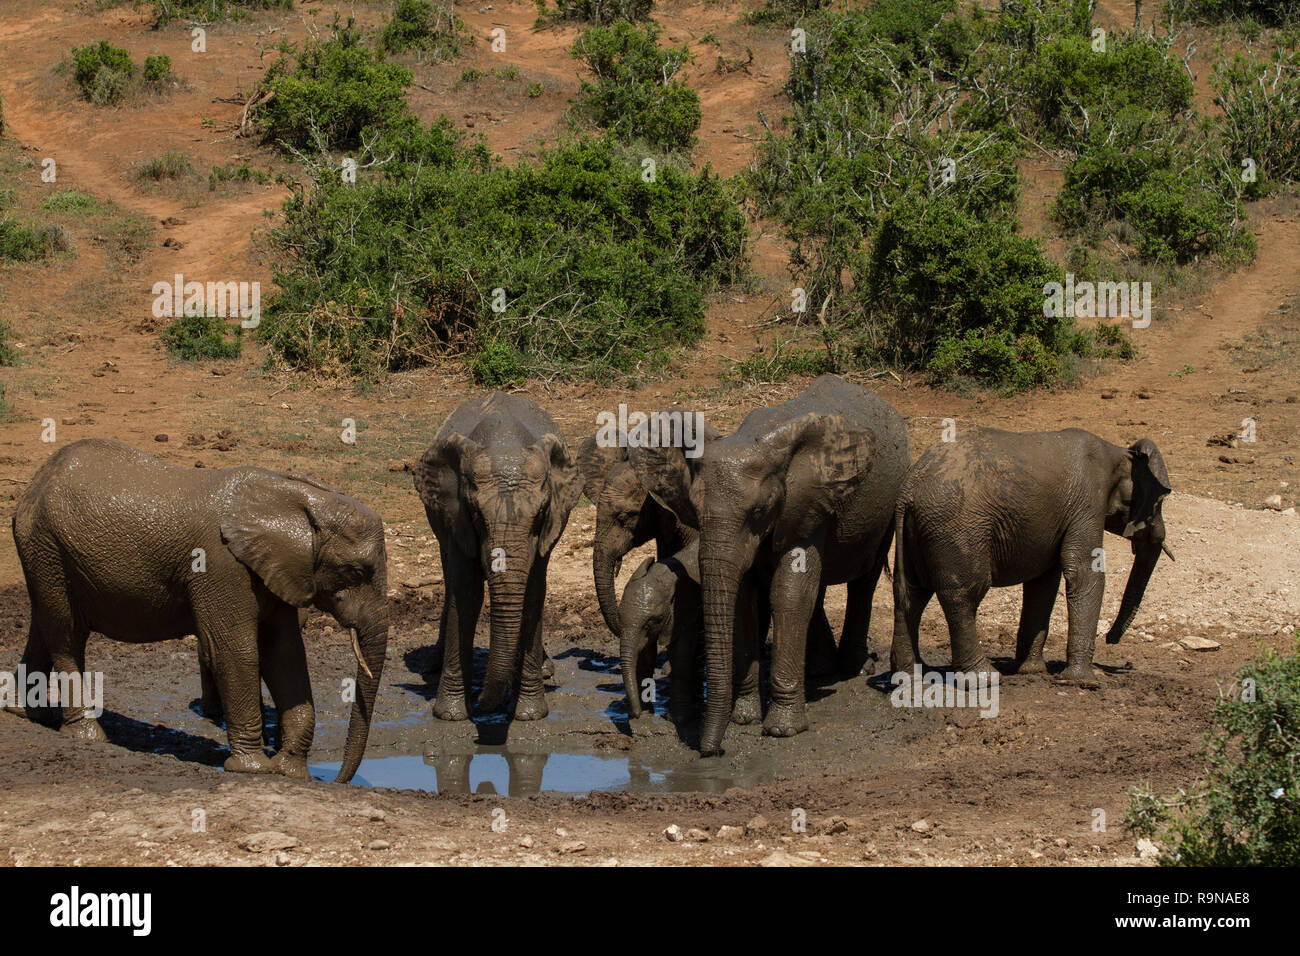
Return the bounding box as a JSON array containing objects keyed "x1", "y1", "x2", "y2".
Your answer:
[
  {"x1": 274, "y1": 851, "x2": 291, "y2": 866},
  {"x1": 518, "y1": 835, "x2": 534, "y2": 849},
  {"x1": 759, "y1": 850, "x2": 816, "y2": 867},
  {"x1": 716, "y1": 825, "x2": 744, "y2": 841},
  {"x1": 559, "y1": 841, "x2": 585, "y2": 854},
  {"x1": 861, "y1": 843, "x2": 878, "y2": 860},
  {"x1": 367, "y1": 839, "x2": 390, "y2": 851},
  {"x1": 1179, "y1": 636, "x2": 1220, "y2": 651},
  {"x1": 686, "y1": 828, "x2": 710, "y2": 842},
  {"x1": 822, "y1": 816, "x2": 850, "y2": 835},
  {"x1": 911, "y1": 819, "x2": 932, "y2": 833},
  {"x1": 664, "y1": 824, "x2": 683, "y2": 842},
  {"x1": 154, "y1": 433, "x2": 169, "y2": 442},
  {"x1": 239, "y1": 832, "x2": 299, "y2": 853},
  {"x1": 555, "y1": 827, "x2": 568, "y2": 838},
  {"x1": 367, "y1": 808, "x2": 386, "y2": 822},
  {"x1": 1136, "y1": 838, "x2": 1160, "y2": 860},
  {"x1": 89, "y1": 811, "x2": 107, "y2": 821},
  {"x1": 1264, "y1": 494, "x2": 1284, "y2": 510},
  {"x1": 744, "y1": 815, "x2": 768, "y2": 835}
]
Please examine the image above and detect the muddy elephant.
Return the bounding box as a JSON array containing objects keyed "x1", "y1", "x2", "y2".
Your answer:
[
  {"x1": 620, "y1": 539, "x2": 703, "y2": 723},
  {"x1": 630, "y1": 375, "x2": 910, "y2": 755},
  {"x1": 890, "y1": 428, "x2": 1172, "y2": 683},
  {"x1": 413, "y1": 392, "x2": 581, "y2": 721},
  {"x1": 576, "y1": 413, "x2": 719, "y2": 638},
  {"x1": 9, "y1": 439, "x2": 389, "y2": 782}
]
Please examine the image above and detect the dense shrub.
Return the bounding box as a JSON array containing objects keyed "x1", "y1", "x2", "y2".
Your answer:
[
  {"x1": 160, "y1": 313, "x2": 242, "y2": 360},
  {"x1": 40, "y1": 191, "x2": 101, "y2": 214},
  {"x1": 377, "y1": 0, "x2": 468, "y2": 60},
  {"x1": 538, "y1": 0, "x2": 653, "y2": 26},
  {"x1": 143, "y1": 54, "x2": 172, "y2": 85},
  {"x1": 209, "y1": 163, "x2": 272, "y2": 189},
  {"x1": 570, "y1": 22, "x2": 700, "y2": 152},
  {"x1": 743, "y1": 0, "x2": 832, "y2": 26},
  {"x1": 0, "y1": 218, "x2": 72, "y2": 261},
  {"x1": 1126, "y1": 635, "x2": 1300, "y2": 865},
  {"x1": 1213, "y1": 49, "x2": 1300, "y2": 198},
  {"x1": 133, "y1": 151, "x2": 194, "y2": 182},
  {"x1": 260, "y1": 123, "x2": 747, "y2": 381},
  {"x1": 72, "y1": 41, "x2": 137, "y2": 106},
  {"x1": 152, "y1": 0, "x2": 293, "y2": 25},
  {"x1": 0, "y1": 320, "x2": 16, "y2": 366},
  {"x1": 1168, "y1": 0, "x2": 1300, "y2": 25},
  {"x1": 256, "y1": 19, "x2": 414, "y2": 153}
]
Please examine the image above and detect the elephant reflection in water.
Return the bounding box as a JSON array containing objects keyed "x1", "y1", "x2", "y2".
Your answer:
[{"x1": 424, "y1": 751, "x2": 550, "y2": 796}]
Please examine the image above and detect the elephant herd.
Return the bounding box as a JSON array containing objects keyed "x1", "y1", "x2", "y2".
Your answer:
[{"x1": 7, "y1": 375, "x2": 1172, "y2": 781}]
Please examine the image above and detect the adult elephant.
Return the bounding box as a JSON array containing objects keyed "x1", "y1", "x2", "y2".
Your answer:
[
  {"x1": 890, "y1": 428, "x2": 1172, "y2": 683},
  {"x1": 630, "y1": 375, "x2": 910, "y2": 755},
  {"x1": 10, "y1": 439, "x2": 389, "y2": 782},
  {"x1": 414, "y1": 392, "x2": 581, "y2": 721},
  {"x1": 576, "y1": 413, "x2": 718, "y2": 638}
]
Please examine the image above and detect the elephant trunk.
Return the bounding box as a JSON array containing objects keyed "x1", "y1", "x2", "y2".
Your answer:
[
  {"x1": 479, "y1": 568, "x2": 530, "y2": 712},
  {"x1": 593, "y1": 542, "x2": 624, "y2": 638},
  {"x1": 1106, "y1": 529, "x2": 1163, "y2": 645},
  {"x1": 622, "y1": 629, "x2": 645, "y2": 718},
  {"x1": 335, "y1": 615, "x2": 388, "y2": 784},
  {"x1": 700, "y1": 553, "x2": 741, "y2": 757}
]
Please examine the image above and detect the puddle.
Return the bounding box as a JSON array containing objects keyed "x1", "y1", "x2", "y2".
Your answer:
[{"x1": 310, "y1": 748, "x2": 777, "y2": 795}]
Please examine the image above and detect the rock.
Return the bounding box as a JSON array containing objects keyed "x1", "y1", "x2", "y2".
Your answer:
[
  {"x1": 664, "y1": 824, "x2": 683, "y2": 842},
  {"x1": 154, "y1": 434, "x2": 169, "y2": 443},
  {"x1": 686, "y1": 828, "x2": 710, "y2": 842},
  {"x1": 518, "y1": 835, "x2": 534, "y2": 849},
  {"x1": 365, "y1": 807, "x2": 386, "y2": 822},
  {"x1": 822, "y1": 817, "x2": 850, "y2": 835},
  {"x1": 759, "y1": 850, "x2": 816, "y2": 867},
  {"x1": 1264, "y1": 495, "x2": 1284, "y2": 511},
  {"x1": 861, "y1": 843, "x2": 878, "y2": 860},
  {"x1": 367, "y1": 840, "x2": 390, "y2": 851},
  {"x1": 274, "y1": 851, "x2": 292, "y2": 866},
  {"x1": 559, "y1": 841, "x2": 586, "y2": 854},
  {"x1": 911, "y1": 819, "x2": 932, "y2": 833},
  {"x1": 239, "y1": 832, "x2": 299, "y2": 853},
  {"x1": 716, "y1": 825, "x2": 744, "y2": 841},
  {"x1": 1179, "y1": 636, "x2": 1220, "y2": 652},
  {"x1": 1136, "y1": 838, "x2": 1160, "y2": 860},
  {"x1": 744, "y1": 814, "x2": 768, "y2": 835}
]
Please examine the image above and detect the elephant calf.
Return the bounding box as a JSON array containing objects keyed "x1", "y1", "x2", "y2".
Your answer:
[
  {"x1": 414, "y1": 392, "x2": 581, "y2": 721},
  {"x1": 10, "y1": 439, "x2": 389, "y2": 781},
  {"x1": 620, "y1": 539, "x2": 703, "y2": 723},
  {"x1": 890, "y1": 427, "x2": 1172, "y2": 683}
]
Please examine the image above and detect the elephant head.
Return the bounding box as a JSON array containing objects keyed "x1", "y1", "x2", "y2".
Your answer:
[
  {"x1": 220, "y1": 472, "x2": 389, "y2": 783},
  {"x1": 631, "y1": 412, "x2": 873, "y2": 755},
  {"x1": 578, "y1": 416, "x2": 718, "y2": 638},
  {"x1": 619, "y1": 555, "x2": 673, "y2": 718},
  {"x1": 1104, "y1": 438, "x2": 1173, "y2": 645},
  {"x1": 416, "y1": 431, "x2": 580, "y2": 713}
]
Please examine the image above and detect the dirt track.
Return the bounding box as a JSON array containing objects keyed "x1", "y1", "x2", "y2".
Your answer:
[{"x1": 1, "y1": 1, "x2": 1298, "y2": 866}]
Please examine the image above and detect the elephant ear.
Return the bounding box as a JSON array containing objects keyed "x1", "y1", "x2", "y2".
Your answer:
[
  {"x1": 576, "y1": 434, "x2": 628, "y2": 504},
  {"x1": 769, "y1": 413, "x2": 875, "y2": 553},
  {"x1": 627, "y1": 443, "x2": 701, "y2": 531},
  {"x1": 221, "y1": 475, "x2": 319, "y2": 607},
  {"x1": 628, "y1": 555, "x2": 657, "y2": 586},
  {"x1": 413, "y1": 432, "x2": 480, "y2": 554},
  {"x1": 536, "y1": 433, "x2": 582, "y2": 556},
  {"x1": 1123, "y1": 439, "x2": 1172, "y2": 538}
]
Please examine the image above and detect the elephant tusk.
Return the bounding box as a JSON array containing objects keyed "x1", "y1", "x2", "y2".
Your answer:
[
  {"x1": 351, "y1": 629, "x2": 375, "y2": 680},
  {"x1": 1161, "y1": 543, "x2": 1176, "y2": 562}
]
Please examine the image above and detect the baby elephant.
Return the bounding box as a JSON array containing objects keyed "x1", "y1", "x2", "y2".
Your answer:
[
  {"x1": 891, "y1": 427, "x2": 1172, "y2": 683},
  {"x1": 620, "y1": 539, "x2": 702, "y2": 724},
  {"x1": 10, "y1": 439, "x2": 389, "y2": 781}
]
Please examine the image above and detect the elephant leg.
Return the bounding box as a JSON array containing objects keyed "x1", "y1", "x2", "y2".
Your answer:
[
  {"x1": 197, "y1": 638, "x2": 223, "y2": 720},
  {"x1": 200, "y1": 618, "x2": 274, "y2": 774},
  {"x1": 40, "y1": 604, "x2": 104, "y2": 742},
  {"x1": 890, "y1": 574, "x2": 931, "y2": 675},
  {"x1": 805, "y1": 589, "x2": 839, "y2": 678},
  {"x1": 1060, "y1": 535, "x2": 1104, "y2": 683},
  {"x1": 936, "y1": 586, "x2": 994, "y2": 675},
  {"x1": 434, "y1": 546, "x2": 482, "y2": 721},
  {"x1": 17, "y1": 622, "x2": 59, "y2": 727},
  {"x1": 259, "y1": 605, "x2": 314, "y2": 780},
  {"x1": 1012, "y1": 568, "x2": 1060, "y2": 675},
  {"x1": 731, "y1": 575, "x2": 761, "y2": 725},
  {"x1": 764, "y1": 546, "x2": 821, "y2": 738},
  {"x1": 840, "y1": 535, "x2": 890, "y2": 675},
  {"x1": 667, "y1": 613, "x2": 699, "y2": 725},
  {"x1": 513, "y1": 558, "x2": 549, "y2": 721},
  {"x1": 541, "y1": 651, "x2": 555, "y2": 682}
]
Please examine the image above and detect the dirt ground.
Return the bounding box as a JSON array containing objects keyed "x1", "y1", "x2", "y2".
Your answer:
[{"x1": 0, "y1": 0, "x2": 1297, "y2": 867}]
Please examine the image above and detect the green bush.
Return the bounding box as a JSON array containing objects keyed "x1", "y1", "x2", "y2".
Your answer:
[
  {"x1": 1126, "y1": 635, "x2": 1300, "y2": 866},
  {"x1": 133, "y1": 151, "x2": 195, "y2": 182},
  {"x1": 160, "y1": 313, "x2": 242, "y2": 360},
  {"x1": 256, "y1": 19, "x2": 414, "y2": 153},
  {"x1": 72, "y1": 40, "x2": 137, "y2": 106},
  {"x1": 259, "y1": 123, "x2": 747, "y2": 381},
  {"x1": 152, "y1": 0, "x2": 293, "y2": 25},
  {"x1": 0, "y1": 218, "x2": 72, "y2": 261},
  {"x1": 377, "y1": 0, "x2": 468, "y2": 60},
  {"x1": 538, "y1": 0, "x2": 653, "y2": 26},
  {"x1": 570, "y1": 22, "x2": 701, "y2": 152},
  {"x1": 471, "y1": 341, "x2": 527, "y2": 387},
  {"x1": 209, "y1": 163, "x2": 271, "y2": 189},
  {"x1": 41, "y1": 191, "x2": 101, "y2": 213},
  {"x1": 143, "y1": 54, "x2": 172, "y2": 85},
  {"x1": 743, "y1": 0, "x2": 831, "y2": 26},
  {"x1": 1168, "y1": 0, "x2": 1300, "y2": 25},
  {"x1": 1213, "y1": 49, "x2": 1300, "y2": 198},
  {"x1": 0, "y1": 319, "x2": 16, "y2": 366}
]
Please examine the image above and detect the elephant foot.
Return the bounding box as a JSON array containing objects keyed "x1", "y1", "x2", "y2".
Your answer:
[
  {"x1": 1011, "y1": 655, "x2": 1048, "y2": 676},
  {"x1": 60, "y1": 717, "x2": 108, "y2": 742},
  {"x1": 763, "y1": 701, "x2": 809, "y2": 738},
  {"x1": 730, "y1": 691, "x2": 761, "y2": 725},
  {"x1": 432, "y1": 694, "x2": 470, "y2": 721},
  {"x1": 890, "y1": 653, "x2": 923, "y2": 675},
  {"x1": 1056, "y1": 663, "x2": 1100, "y2": 686},
  {"x1": 224, "y1": 750, "x2": 276, "y2": 774},
  {"x1": 271, "y1": 752, "x2": 311, "y2": 780},
  {"x1": 541, "y1": 654, "x2": 555, "y2": 681},
  {"x1": 954, "y1": 656, "x2": 999, "y2": 678},
  {"x1": 513, "y1": 693, "x2": 549, "y2": 721}
]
